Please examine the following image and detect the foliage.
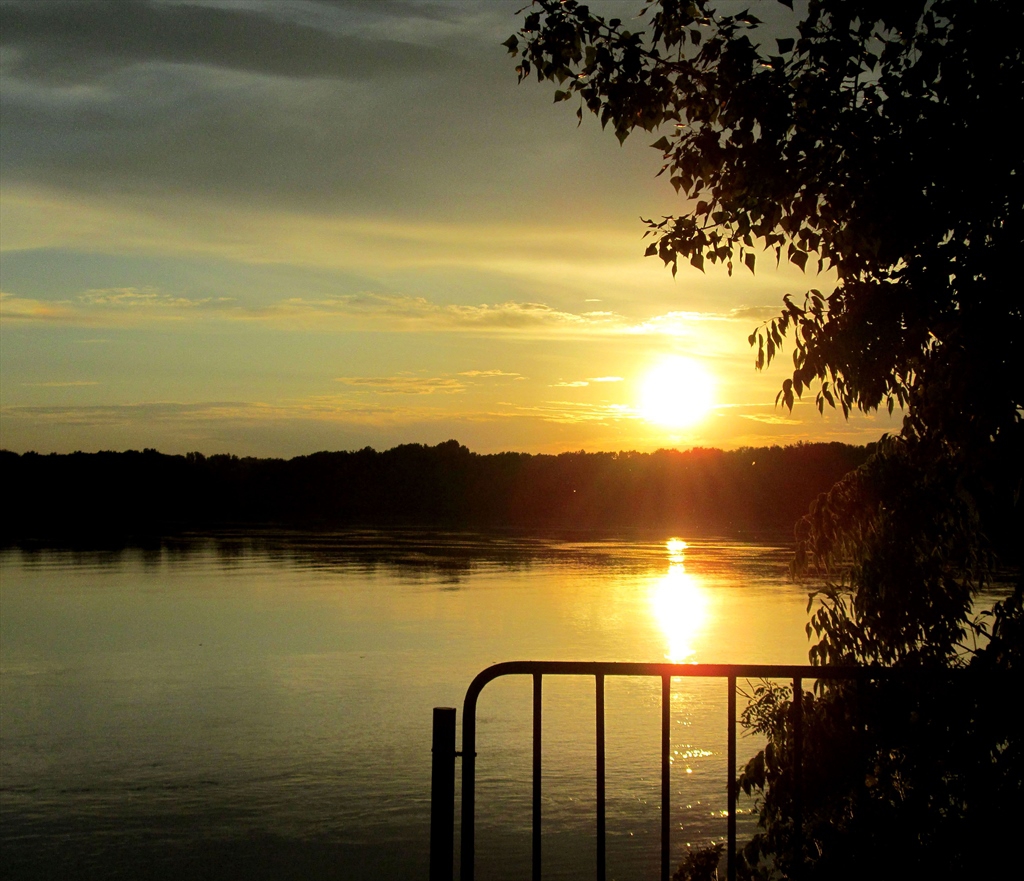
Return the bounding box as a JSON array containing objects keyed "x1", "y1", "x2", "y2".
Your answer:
[
  {"x1": 672, "y1": 841, "x2": 722, "y2": 881},
  {"x1": 0, "y1": 442, "x2": 869, "y2": 539},
  {"x1": 509, "y1": 1, "x2": 1023, "y2": 876},
  {"x1": 736, "y1": 671, "x2": 1021, "y2": 880},
  {"x1": 506, "y1": 0, "x2": 1022, "y2": 427}
]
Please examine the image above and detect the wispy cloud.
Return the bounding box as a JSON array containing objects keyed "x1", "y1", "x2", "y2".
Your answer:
[
  {"x1": 1, "y1": 288, "x2": 229, "y2": 325},
  {"x1": 270, "y1": 294, "x2": 623, "y2": 333},
  {"x1": 1, "y1": 291, "x2": 79, "y2": 321},
  {"x1": 20, "y1": 380, "x2": 99, "y2": 388},
  {"x1": 458, "y1": 369, "x2": 523, "y2": 379},
  {"x1": 738, "y1": 413, "x2": 802, "y2": 425},
  {"x1": 503, "y1": 401, "x2": 637, "y2": 425},
  {"x1": 0, "y1": 401, "x2": 259, "y2": 427},
  {"x1": 333, "y1": 368, "x2": 528, "y2": 395},
  {"x1": 729, "y1": 305, "x2": 783, "y2": 321},
  {"x1": 0, "y1": 1, "x2": 454, "y2": 85},
  {"x1": 333, "y1": 374, "x2": 468, "y2": 395},
  {"x1": 78, "y1": 287, "x2": 228, "y2": 309},
  {"x1": 0, "y1": 399, "x2": 463, "y2": 429},
  {"x1": 1, "y1": 287, "x2": 631, "y2": 336},
  {"x1": 624, "y1": 310, "x2": 729, "y2": 336}
]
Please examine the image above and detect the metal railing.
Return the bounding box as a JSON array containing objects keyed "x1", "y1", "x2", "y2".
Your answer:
[{"x1": 431, "y1": 661, "x2": 910, "y2": 881}]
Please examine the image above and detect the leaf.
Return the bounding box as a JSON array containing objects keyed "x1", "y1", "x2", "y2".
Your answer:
[
  {"x1": 790, "y1": 249, "x2": 808, "y2": 271},
  {"x1": 553, "y1": 90, "x2": 572, "y2": 103},
  {"x1": 745, "y1": 252, "x2": 756, "y2": 273},
  {"x1": 650, "y1": 135, "x2": 671, "y2": 152},
  {"x1": 776, "y1": 38, "x2": 794, "y2": 54}
]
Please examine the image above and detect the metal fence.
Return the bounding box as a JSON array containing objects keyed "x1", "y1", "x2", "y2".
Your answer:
[{"x1": 431, "y1": 661, "x2": 911, "y2": 881}]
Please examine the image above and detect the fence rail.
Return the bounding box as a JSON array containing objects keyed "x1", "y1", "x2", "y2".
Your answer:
[{"x1": 432, "y1": 661, "x2": 918, "y2": 881}]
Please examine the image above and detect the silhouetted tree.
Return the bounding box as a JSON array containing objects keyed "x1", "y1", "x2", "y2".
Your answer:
[
  {"x1": 509, "y1": 1, "x2": 1022, "y2": 876},
  {"x1": 1, "y1": 442, "x2": 868, "y2": 540}
]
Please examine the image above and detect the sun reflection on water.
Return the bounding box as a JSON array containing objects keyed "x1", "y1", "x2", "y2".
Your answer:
[
  {"x1": 666, "y1": 538, "x2": 687, "y2": 562},
  {"x1": 651, "y1": 538, "x2": 710, "y2": 661}
]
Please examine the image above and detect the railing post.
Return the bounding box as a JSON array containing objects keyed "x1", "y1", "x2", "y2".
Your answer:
[
  {"x1": 533, "y1": 673, "x2": 543, "y2": 881},
  {"x1": 727, "y1": 675, "x2": 736, "y2": 881},
  {"x1": 431, "y1": 706, "x2": 457, "y2": 881},
  {"x1": 661, "y1": 674, "x2": 671, "y2": 881},
  {"x1": 596, "y1": 673, "x2": 606, "y2": 881},
  {"x1": 792, "y1": 677, "x2": 803, "y2": 878}
]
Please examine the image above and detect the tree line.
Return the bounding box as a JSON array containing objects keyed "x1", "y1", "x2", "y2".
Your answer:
[{"x1": 1, "y1": 440, "x2": 870, "y2": 541}]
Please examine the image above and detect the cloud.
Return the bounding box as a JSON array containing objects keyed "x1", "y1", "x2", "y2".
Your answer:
[
  {"x1": 261, "y1": 293, "x2": 627, "y2": 334},
  {"x1": 0, "y1": 288, "x2": 231, "y2": 325},
  {"x1": 0, "y1": 401, "x2": 258, "y2": 427},
  {"x1": 729, "y1": 305, "x2": 782, "y2": 321},
  {"x1": 333, "y1": 374, "x2": 468, "y2": 395},
  {"x1": 737, "y1": 413, "x2": 802, "y2": 425},
  {"x1": 307, "y1": 295, "x2": 606, "y2": 327},
  {"x1": 625, "y1": 307, "x2": 792, "y2": 336},
  {"x1": 20, "y1": 380, "x2": 99, "y2": 388},
  {"x1": 588, "y1": 376, "x2": 624, "y2": 383},
  {"x1": 333, "y1": 368, "x2": 527, "y2": 395},
  {"x1": 78, "y1": 287, "x2": 223, "y2": 309},
  {"x1": 624, "y1": 310, "x2": 733, "y2": 336},
  {"x1": 504, "y1": 401, "x2": 636, "y2": 425},
  {"x1": 0, "y1": 1, "x2": 452, "y2": 84},
  {"x1": 0, "y1": 398, "x2": 461, "y2": 429},
  {"x1": 457, "y1": 370, "x2": 522, "y2": 378},
  {"x1": 0, "y1": 186, "x2": 672, "y2": 292},
  {"x1": 2, "y1": 284, "x2": 631, "y2": 336},
  {"x1": 0, "y1": 0, "x2": 655, "y2": 227},
  {"x1": 0, "y1": 291, "x2": 80, "y2": 321},
  {"x1": 552, "y1": 381, "x2": 590, "y2": 388}
]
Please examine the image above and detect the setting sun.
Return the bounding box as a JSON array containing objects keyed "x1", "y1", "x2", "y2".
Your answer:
[{"x1": 638, "y1": 356, "x2": 716, "y2": 428}]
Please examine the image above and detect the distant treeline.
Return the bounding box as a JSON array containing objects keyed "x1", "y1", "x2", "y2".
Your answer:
[{"x1": 0, "y1": 440, "x2": 875, "y2": 541}]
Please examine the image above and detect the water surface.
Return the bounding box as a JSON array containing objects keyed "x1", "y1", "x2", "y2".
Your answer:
[{"x1": 2, "y1": 531, "x2": 821, "y2": 879}]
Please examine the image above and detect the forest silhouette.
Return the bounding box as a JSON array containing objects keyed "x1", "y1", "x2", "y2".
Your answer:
[{"x1": 2, "y1": 440, "x2": 869, "y2": 542}]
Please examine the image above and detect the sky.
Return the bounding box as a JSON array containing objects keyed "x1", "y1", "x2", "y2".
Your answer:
[{"x1": 0, "y1": 0, "x2": 899, "y2": 457}]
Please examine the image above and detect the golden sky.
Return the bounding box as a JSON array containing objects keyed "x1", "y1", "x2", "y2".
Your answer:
[{"x1": 0, "y1": 1, "x2": 898, "y2": 456}]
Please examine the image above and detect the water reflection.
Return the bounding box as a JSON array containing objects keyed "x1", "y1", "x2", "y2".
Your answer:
[
  {"x1": 651, "y1": 539, "x2": 710, "y2": 661},
  {"x1": 0, "y1": 532, "x2": 822, "y2": 881}
]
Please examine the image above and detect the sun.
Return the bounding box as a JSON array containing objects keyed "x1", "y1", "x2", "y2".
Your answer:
[{"x1": 638, "y1": 356, "x2": 716, "y2": 428}]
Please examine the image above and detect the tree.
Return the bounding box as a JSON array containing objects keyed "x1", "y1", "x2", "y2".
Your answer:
[{"x1": 508, "y1": 1, "x2": 1023, "y2": 876}]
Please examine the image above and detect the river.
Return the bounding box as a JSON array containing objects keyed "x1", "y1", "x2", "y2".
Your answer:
[{"x1": 1, "y1": 531, "x2": 833, "y2": 879}]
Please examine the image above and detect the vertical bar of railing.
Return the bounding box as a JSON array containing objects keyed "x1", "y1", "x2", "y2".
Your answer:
[
  {"x1": 596, "y1": 674, "x2": 606, "y2": 881},
  {"x1": 727, "y1": 676, "x2": 736, "y2": 881},
  {"x1": 661, "y1": 674, "x2": 671, "y2": 881},
  {"x1": 533, "y1": 672, "x2": 543, "y2": 881},
  {"x1": 431, "y1": 707, "x2": 457, "y2": 881},
  {"x1": 792, "y1": 676, "x2": 803, "y2": 876},
  {"x1": 460, "y1": 698, "x2": 475, "y2": 881}
]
